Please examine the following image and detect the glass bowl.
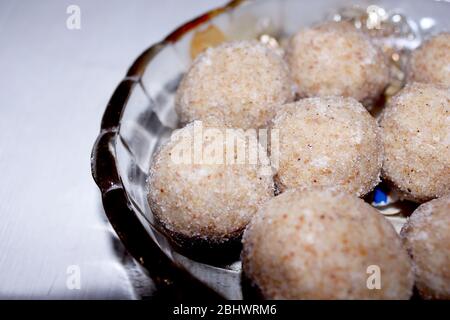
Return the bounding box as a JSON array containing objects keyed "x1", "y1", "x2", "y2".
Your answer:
[{"x1": 91, "y1": 0, "x2": 450, "y2": 300}]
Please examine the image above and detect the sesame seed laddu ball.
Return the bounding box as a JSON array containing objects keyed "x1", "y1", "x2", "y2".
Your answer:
[
  {"x1": 401, "y1": 195, "x2": 450, "y2": 299},
  {"x1": 380, "y1": 82, "x2": 450, "y2": 202},
  {"x1": 286, "y1": 21, "x2": 389, "y2": 106},
  {"x1": 271, "y1": 97, "x2": 382, "y2": 197},
  {"x1": 148, "y1": 118, "x2": 274, "y2": 245},
  {"x1": 242, "y1": 187, "x2": 414, "y2": 300},
  {"x1": 408, "y1": 33, "x2": 450, "y2": 87},
  {"x1": 175, "y1": 40, "x2": 294, "y2": 129}
]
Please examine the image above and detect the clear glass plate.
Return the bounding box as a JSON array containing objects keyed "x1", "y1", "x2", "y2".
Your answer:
[{"x1": 92, "y1": 0, "x2": 450, "y2": 299}]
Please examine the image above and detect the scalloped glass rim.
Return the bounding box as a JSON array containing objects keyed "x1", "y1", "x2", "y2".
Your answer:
[{"x1": 91, "y1": 0, "x2": 450, "y2": 299}]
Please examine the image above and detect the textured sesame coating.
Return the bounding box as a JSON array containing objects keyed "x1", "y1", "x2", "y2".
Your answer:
[
  {"x1": 408, "y1": 33, "x2": 450, "y2": 87},
  {"x1": 175, "y1": 40, "x2": 294, "y2": 129},
  {"x1": 242, "y1": 188, "x2": 414, "y2": 300},
  {"x1": 401, "y1": 195, "x2": 450, "y2": 300},
  {"x1": 286, "y1": 21, "x2": 389, "y2": 106},
  {"x1": 380, "y1": 83, "x2": 450, "y2": 202},
  {"x1": 148, "y1": 119, "x2": 274, "y2": 243},
  {"x1": 271, "y1": 97, "x2": 382, "y2": 197}
]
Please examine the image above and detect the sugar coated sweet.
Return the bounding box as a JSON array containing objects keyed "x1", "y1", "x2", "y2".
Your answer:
[
  {"x1": 401, "y1": 195, "x2": 450, "y2": 300},
  {"x1": 380, "y1": 82, "x2": 450, "y2": 202},
  {"x1": 408, "y1": 32, "x2": 450, "y2": 87},
  {"x1": 148, "y1": 118, "x2": 275, "y2": 244},
  {"x1": 286, "y1": 21, "x2": 389, "y2": 106},
  {"x1": 242, "y1": 187, "x2": 414, "y2": 299},
  {"x1": 271, "y1": 96, "x2": 382, "y2": 196},
  {"x1": 175, "y1": 40, "x2": 294, "y2": 129}
]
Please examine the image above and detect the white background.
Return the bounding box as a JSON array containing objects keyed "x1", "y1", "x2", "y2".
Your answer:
[{"x1": 0, "y1": 0, "x2": 226, "y2": 299}]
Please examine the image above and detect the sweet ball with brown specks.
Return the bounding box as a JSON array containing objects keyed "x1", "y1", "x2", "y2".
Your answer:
[
  {"x1": 286, "y1": 21, "x2": 389, "y2": 106},
  {"x1": 175, "y1": 40, "x2": 294, "y2": 129},
  {"x1": 242, "y1": 187, "x2": 414, "y2": 300},
  {"x1": 380, "y1": 82, "x2": 450, "y2": 202},
  {"x1": 271, "y1": 96, "x2": 383, "y2": 197},
  {"x1": 401, "y1": 195, "x2": 450, "y2": 300},
  {"x1": 408, "y1": 32, "x2": 450, "y2": 87},
  {"x1": 148, "y1": 118, "x2": 275, "y2": 245}
]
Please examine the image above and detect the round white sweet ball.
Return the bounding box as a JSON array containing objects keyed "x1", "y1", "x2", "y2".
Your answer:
[
  {"x1": 148, "y1": 119, "x2": 275, "y2": 244},
  {"x1": 271, "y1": 96, "x2": 382, "y2": 196},
  {"x1": 401, "y1": 195, "x2": 450, "y2": 299},
  {"x1": 242, "y1": 187, "x2": 414, "y2": 299},
  {"x1": 380, "y1": 82, "x2": 450, "y2": 202},
  {"x1": 408, "y1": 32, "x2": 450, "y2": 87},
  {"x1": 286, "y1": 21, "x2": 389, "y2": 106},
  {"x1": 176, "y1": 40, "x2": 294, "y2": 129}
]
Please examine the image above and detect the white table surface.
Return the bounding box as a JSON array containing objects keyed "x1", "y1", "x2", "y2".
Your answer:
[{"x1": 0, "y1": 0, "x2": 226, "y2": 299}]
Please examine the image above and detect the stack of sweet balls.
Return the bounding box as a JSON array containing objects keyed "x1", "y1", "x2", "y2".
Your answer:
[{"x1": 148, "y1": 21, "x2": 449, "y2": 300}]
